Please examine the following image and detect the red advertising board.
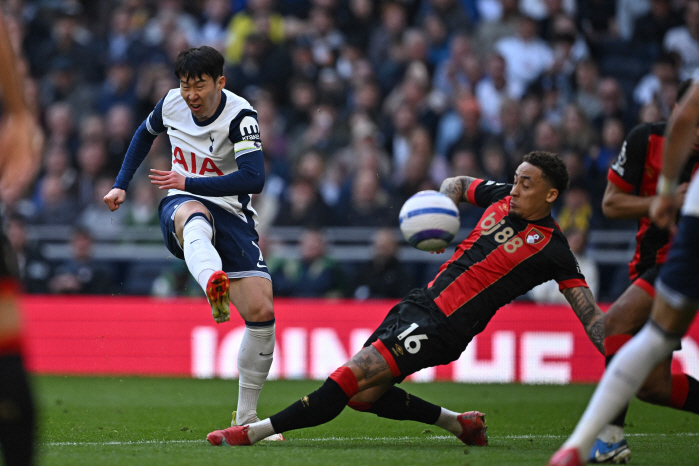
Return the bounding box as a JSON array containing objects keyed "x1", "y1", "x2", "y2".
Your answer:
[{"x1": 20, "y1": 296, "x2": 699, "y2": 383}]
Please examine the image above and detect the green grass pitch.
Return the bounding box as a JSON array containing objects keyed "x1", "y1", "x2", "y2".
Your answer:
[{"x1": 35, "y1": 376, "x2": 699, "y2": 465}]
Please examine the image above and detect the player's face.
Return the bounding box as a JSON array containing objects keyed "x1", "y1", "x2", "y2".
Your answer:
[
  {"x1": 179, "y1": 74, "x2": 225, "y2": 121},
  {"x1": 509, "y1": 162, "x2": 558, "y2": 221}
]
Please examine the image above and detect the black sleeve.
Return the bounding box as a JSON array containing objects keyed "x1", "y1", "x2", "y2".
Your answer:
[
  {"x1": 608, "y1": 123, "x2": 651, "y2": 194},
  {"x1": 467, "y1": 179, "x2": 513, "y2": 207}
]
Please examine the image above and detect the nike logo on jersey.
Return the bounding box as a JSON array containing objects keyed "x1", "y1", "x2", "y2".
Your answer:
[
  {"x1": 257, "y1": 262, "x2": 267, "y2": 268},
  {"x1": 259, "y1": 352, "x2": 273, "y2": 356}
]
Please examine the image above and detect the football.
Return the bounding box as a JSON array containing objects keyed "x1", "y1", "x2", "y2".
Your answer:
[{"x1": 399, "y1": 190, "x2": 460, "y2": 251}]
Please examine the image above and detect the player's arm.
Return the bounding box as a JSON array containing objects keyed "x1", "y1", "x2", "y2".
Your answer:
[
  {"x1": 651, "y1": 81, "x2": 699, "y2": 227},
  {"x1": 602, "y1": 181, "x2": 688, "y2": 219},
  {"x1": 562, "y1": 286, "x2": 605, "y2": 354},
  {"x1": 0, "y1": 10, "x2": 41, "y2": 203},
  {"x1": 104, "y1": 120, "x2": 159, "y2": 211},
  {"x1": 439, "y1": 176, "x2": 479, "y2": 206}
]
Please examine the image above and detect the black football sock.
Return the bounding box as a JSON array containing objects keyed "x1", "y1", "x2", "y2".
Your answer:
[
  {"x1": 365, "y1": 386, "x2": 441, "y2": 424},
  {"x1": 0, "y1": 353, "x2": 35, "y2": 465},
  {"x1": 269, "y1": 378, "x2": 350, "y2": 433}
]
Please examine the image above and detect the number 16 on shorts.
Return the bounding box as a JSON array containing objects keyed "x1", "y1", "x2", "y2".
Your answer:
[{"x1": 397, "y1": 323, "x2": 428, "y2": 354}]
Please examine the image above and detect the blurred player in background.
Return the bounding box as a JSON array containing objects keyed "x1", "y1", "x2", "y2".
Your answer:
[
  {"x1": 103, "y1": 46, "x2": 281, "y2": 437},
  {"x1": 589, "y1": 78, "x2": 699, "y2": 464},
  {"x1": 207, "y1": 151, "x2": 607, "y2": 447},
  {"x1": 0, "y1": 9, "x2": 42, "y2": 466},
  {"x1": 549, "y1": 79, "x2": 699, "y2": 466}
]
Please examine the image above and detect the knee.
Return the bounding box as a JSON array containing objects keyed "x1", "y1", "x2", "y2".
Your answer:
[{"x1": 244, "y1": 303, "x2": 275, "y2": 323}]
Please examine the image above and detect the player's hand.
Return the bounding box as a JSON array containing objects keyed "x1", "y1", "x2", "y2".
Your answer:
[
  {"x1": 429, "y1": 248, "x2": 446, "y2": 254},
  {"x1": 149, "y1": 169, "x2": 186, "y2": 191},
  {"x1": 649, "y1": 194, "x2": 677, "y2": 231},
  {"x1": 104, "y1": 188, "x2": 126, "y2": 211}
]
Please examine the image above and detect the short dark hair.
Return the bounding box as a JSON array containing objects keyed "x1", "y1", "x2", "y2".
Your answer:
[
  {"x1": 523, "y1": 151, "x2": 569, "y2": 194},
  {"x1": 174, "y1": 46, "x2": 224, "y2": 82}
]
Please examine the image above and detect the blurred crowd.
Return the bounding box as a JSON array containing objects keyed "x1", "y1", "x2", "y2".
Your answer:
[{"x1": 2, "y1": 0, "x2": 694, "y2": 300}]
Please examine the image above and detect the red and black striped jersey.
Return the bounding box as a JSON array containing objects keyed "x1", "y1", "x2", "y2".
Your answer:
[
  {"x1": 608, "y1": 121, "x2": 699, "y2": 280},
  {"x1": 425, "y1": 179, "x2": 587, "y2": 335}
]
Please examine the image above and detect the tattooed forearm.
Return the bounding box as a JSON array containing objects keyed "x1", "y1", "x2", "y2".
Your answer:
[
  {"x1": 439, "y1": 176, "x2": 476, "y2": 206},
  {"x1": 563, "y1": 286, "x2": 605, "y2": 354},
  {"x1": 348, "y1": 346, "x2": 390, "y2": 381}
]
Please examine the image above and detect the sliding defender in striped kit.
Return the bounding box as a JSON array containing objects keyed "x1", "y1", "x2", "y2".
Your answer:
[{"x1": 207, "y1": 151, "x2": 607, "y2": 449}]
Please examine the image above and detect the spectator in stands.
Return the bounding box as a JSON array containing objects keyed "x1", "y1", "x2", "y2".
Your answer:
[
  {"x1": 432, "y1": 32, "x2": 473, "y2": 99},
  {"x1": 533, "y1": 120, "x2": 562, "y2": 154},
  {"x1": 337, "y1": 169, "x2": 396, "y2": 227},
  {"x1": 95, "y1": 58, "x2": 138, "y2": 115},
  {"x1": 43, "y1": 101, "x2": 79, "y2": 158},
  {"x1": 443, "y1": 91, "x2": 489, "y2": 163},
  {"x1": 224, "y1": 0, "x2": 285, "y2": 65},
  {"x1": 422, "y1": 13, "x2": 450, "y2": 67},
  {"x1": 79, "y1": 176, "x2": 126, "y2": 235},
  {"x1": 353, "y1": 228, "x2": 412, "y2": 300},
  {"x1": 593, "y1": 77, "x2": 630, "y2": 132},
  {"x1": 556, "y1": 180, "x2": 593, "y2": 234},
  {"x1": 493, "y1": 98, "x2": 532, "y2": 172},
  {"x1": 633, "y1": 53, "x2": 680, "y2": 108},
  {"x1": 337, "y1": 0, "x2": 376, "y2": 51},
  {"x1": 475, "y1": 53, "x2": 516, "y2": 134},
  {"x1": 270, "y1": 228, "x2": 346, "y2": 298},
  {"x1": 29, "y1": 174, "x2": 79, "y2": 226},
  {"x1": 475, "y1": 0, "x2": 520, "y2": 54},
  {"x1": 633, "y1": 0, "x2": 683, "y2": 47},
  {"x1": 418, "y1": 0, "x2": 474, "y2": 36},
  {"x1": 663, "y1": 0, "x2": 699, "y2": 79},
  {"x1": 274, "y1": 178, "x2": 333, "y2": 228},
  {"x1": 576, "y1": 0, "x2": 618, "y2": 47},
  {"x1": 104, "y1": 104, "x2": 136, "y2": 176},
  {"x1": 495, "y1": 14, "x2": 554, "y2": 98},
  {"x1": 560, "y1": 103, "x2": 600, "y2": 156},
  {"x1": 195, "y1": 0, "x2": 232, "y2": 52},
  {"x1": 48, "y1": 227, "x2": 116, "y2": 295},
  {"x1": 75, "y1": 140, "x2": 109, "y2": 208},
  {"x1": 123, "y1": 179, "x2": 161, "y2": 227},
  {"x1": 6, "y1": 216, "x2": 51, "y2": 294},
  {"x1": 39, "y1": 56, "x2": 95, "y2": 117},
  {"x1": 481, "y1": 143, "x2": 509, "y2": 183},
  {"x1": 573, "y1": 59, "x2": 603, "y2": 121},
  {"x1": 367, "y1": 1, "x2": 408, "y2": 91}
]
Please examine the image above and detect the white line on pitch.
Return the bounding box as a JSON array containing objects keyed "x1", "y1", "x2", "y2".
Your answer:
[{"x1": 44, "y1": 432, "x2": 699, "y2": 446}]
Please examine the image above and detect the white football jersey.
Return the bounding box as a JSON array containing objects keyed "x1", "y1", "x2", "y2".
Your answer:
[{"x1": 146, "y1": 88, "x2": 262, "y2": 224}]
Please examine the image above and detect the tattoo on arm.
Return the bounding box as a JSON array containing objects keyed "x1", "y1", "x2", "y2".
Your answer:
[
  {"x1": 563, "y1": 286, "x2": 605, "y2": 354},
  {"x1": 349, "y1": 346, "x2": 390, "y2": 381},
  {"x1": 439, "y1": 176, "x2": 476, "y2": 206}
]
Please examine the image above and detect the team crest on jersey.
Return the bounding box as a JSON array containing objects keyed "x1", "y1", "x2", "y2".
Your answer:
[{"x1": 526, "y1": 228, "x2": 545, "y2": 244}]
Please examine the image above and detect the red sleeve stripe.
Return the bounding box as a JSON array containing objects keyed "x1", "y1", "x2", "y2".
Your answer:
[
  {"x1": 371, "y1": 340, "x2": 401, "y2": 378},
  {"x1": 633, "y1": 277, "x2": 655, "y2": 298},
  {"x1": 607, "y1": 169, "x2": 634, "y2": 193},
  {"x1": 557, "y1": 278, "x2": 588, "y2": 291},
  {"x1": 466, "y1": 179, "x2": 483, "y2": 205}
]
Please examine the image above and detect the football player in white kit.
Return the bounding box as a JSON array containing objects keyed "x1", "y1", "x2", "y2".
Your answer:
[
  {"x1": 549, "y1": 80, "x2": 699, "y2": 465},
  {"x1": 104, "y1": 46, "x2": 282, "y2": 439}
]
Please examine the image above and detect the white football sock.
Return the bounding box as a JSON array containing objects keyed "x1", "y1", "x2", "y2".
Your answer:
[
  {"x1": 563, "y1": 322, "x2": 680, "y2": 454},
  {"x1": 434, "y1": 408, "x2": 461, "y2": 436},
  {"x1": 246, "y1": 418, "x2": 276, "y2": 444},
  {"x1": 236, "y1": 322, "x2": 275, "y2": 425},
  {"x1": 182, "y1": 216, "x2": 221, "y2": 291}
]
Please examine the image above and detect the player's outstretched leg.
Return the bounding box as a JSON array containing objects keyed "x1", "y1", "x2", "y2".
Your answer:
[
  {"x1": 347, "y1": 386, "x2": 487, "y2": 446},
  {"x1": 207, "y1": 366, "x2": 360, "y2": 446}
]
